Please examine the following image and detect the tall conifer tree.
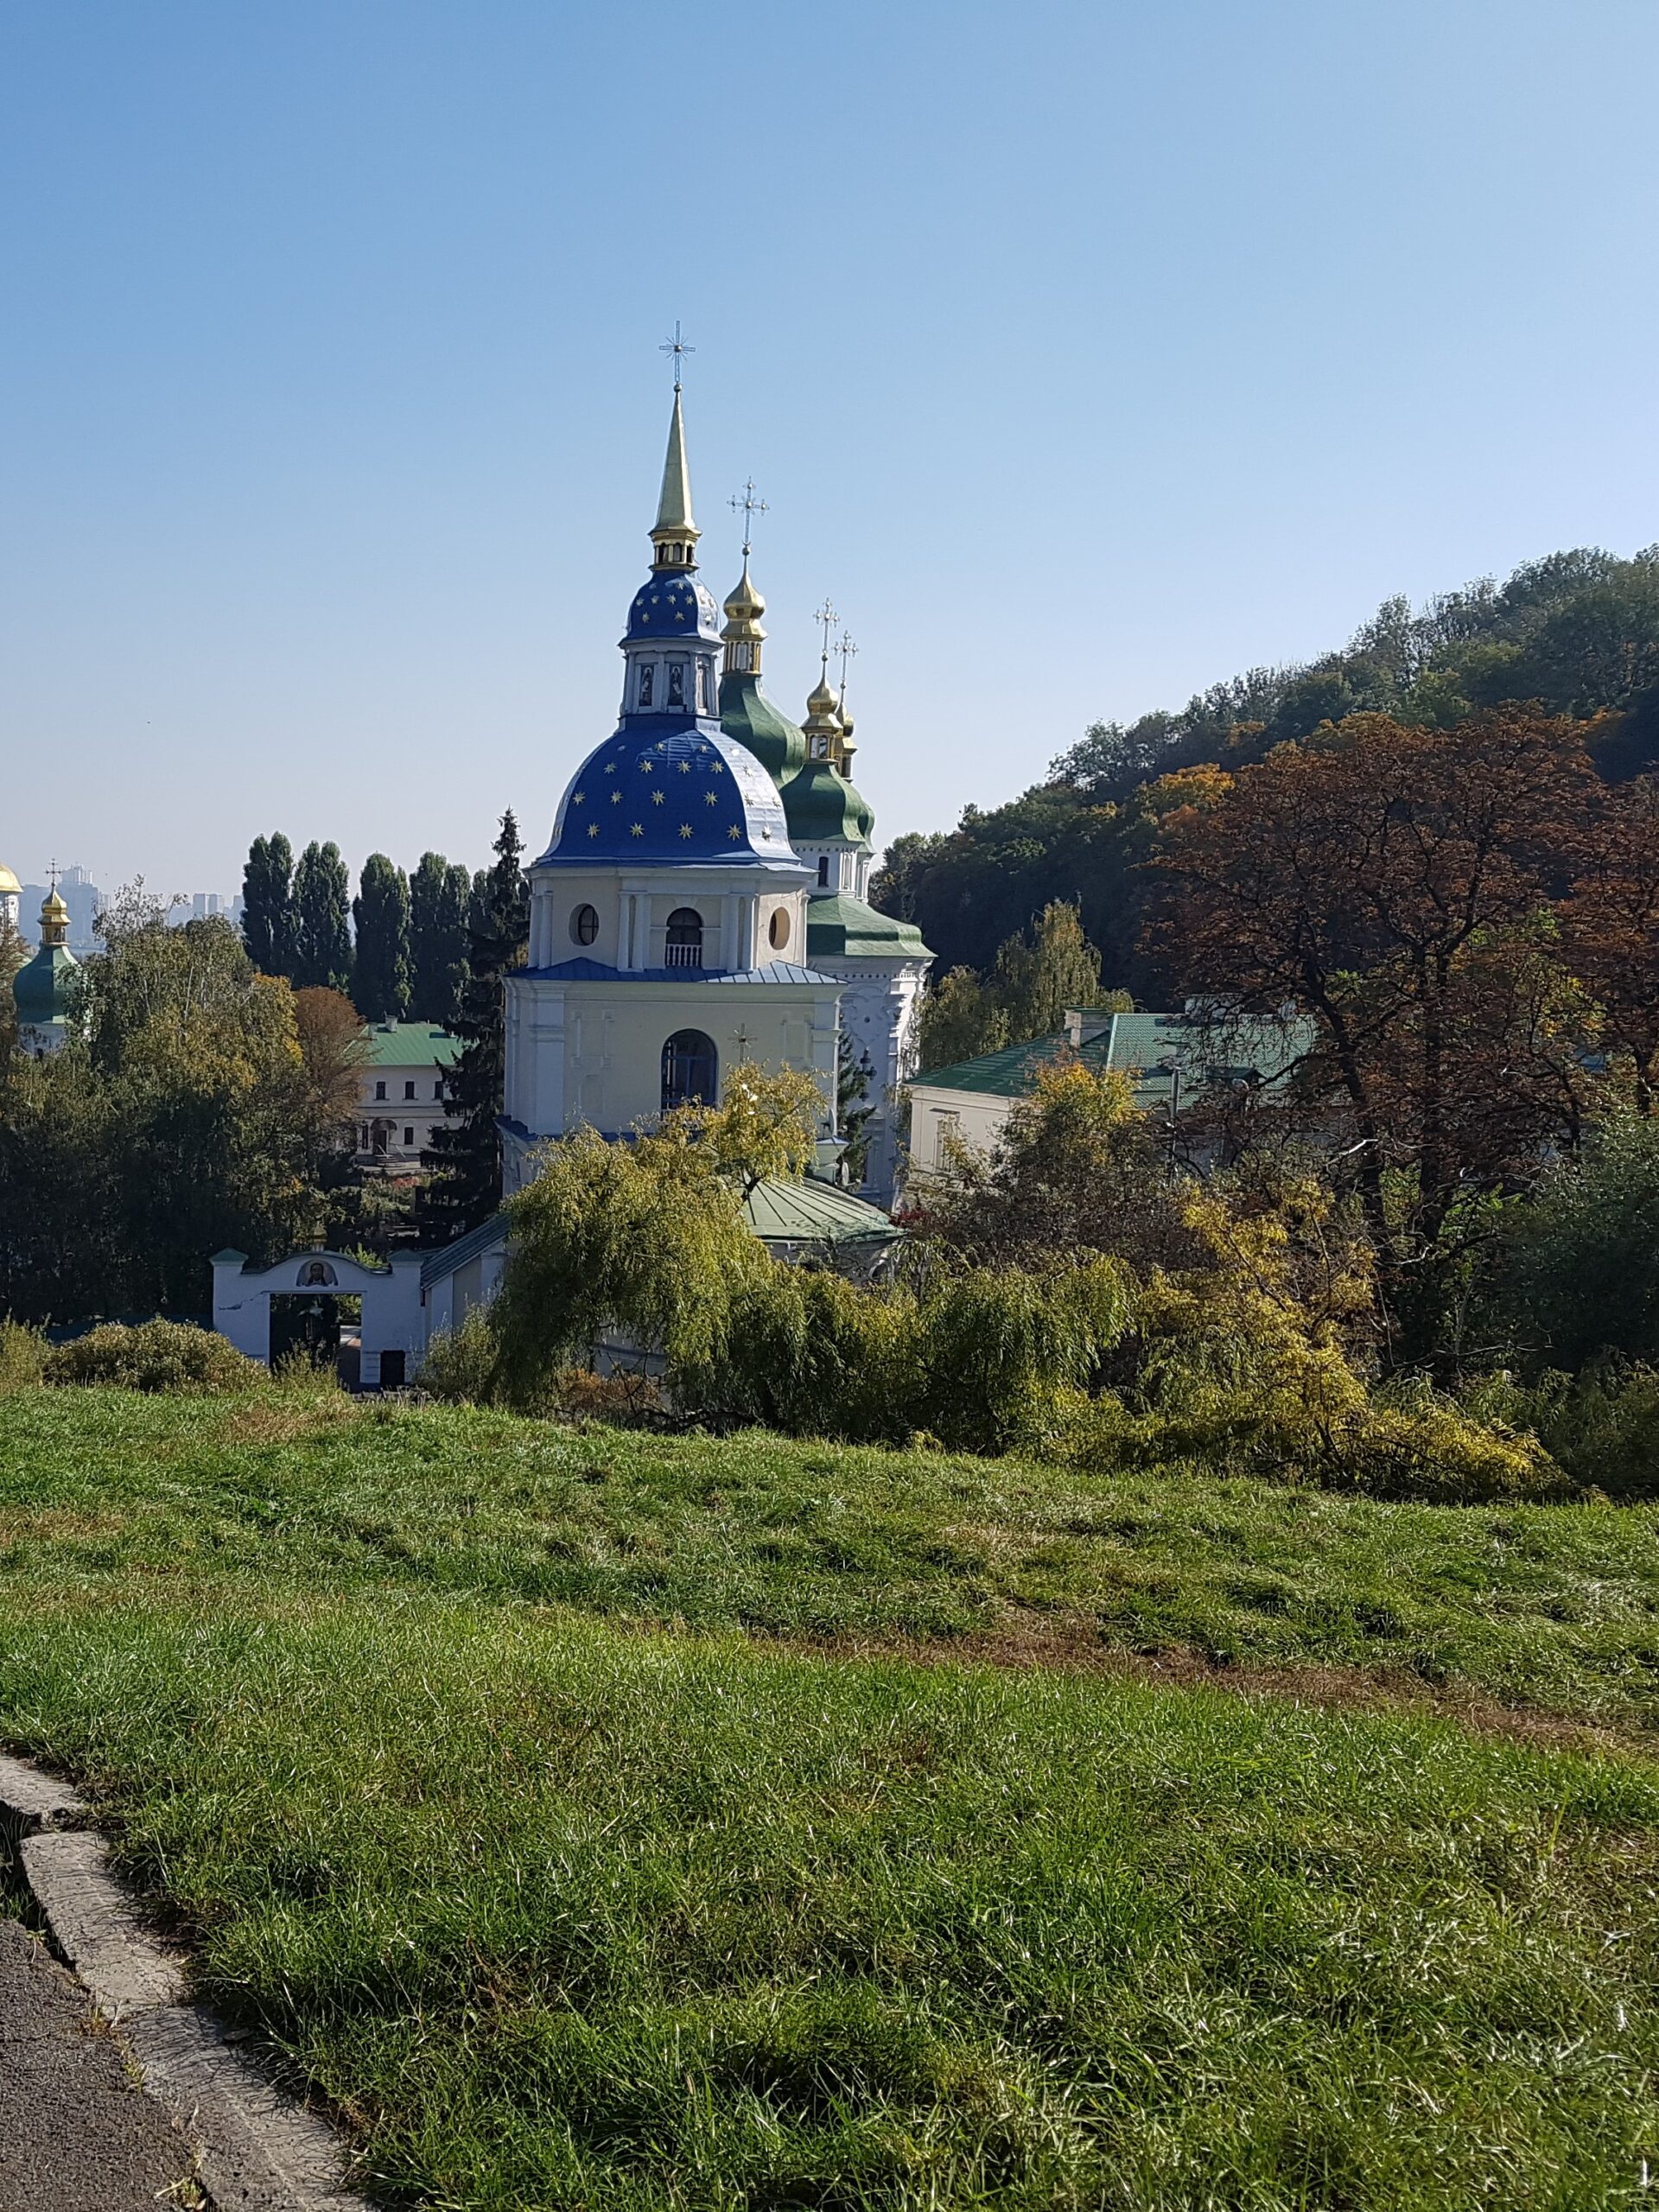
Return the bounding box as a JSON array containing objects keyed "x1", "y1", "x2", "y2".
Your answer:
[
  {"x1": 291, "y1": 841, "x2": 353, "y2": 993},
  {"x1": 418, "y1": 810, "x2": 529, "y2": 1242},
  {"x1": 409, "y1": 851, "x2": 472, "y2": 1027},
  {"x1": 352, "y1": 854, "x2": 412, "y2": 1023},
  {"x1": 241, "y1": 832, "x2": 296, "y2": 977}
]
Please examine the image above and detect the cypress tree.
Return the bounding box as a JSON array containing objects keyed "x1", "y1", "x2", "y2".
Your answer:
[
  {"x1": 241, "y1": 831, "x2": 296, "y2": 977},
  {"x1": 292, "y1": 841, "x2": 353, "y2": 993},
  {"x1": 418, "y1": 810, "x2": 529, "y2": 1243},
  {"x1": 409, "y1": 851, "x2": 472, "y2": 1028},
  {"x1": 352, "y1": 854, "x2": 412, "y2": 1023}
]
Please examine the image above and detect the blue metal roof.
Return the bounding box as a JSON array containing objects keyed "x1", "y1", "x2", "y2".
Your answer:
[
  {"x1": 536, "y1": 727, "x2": 799, "y2": 868},
  {"x1": 622, "y1": 569, "x2": 721, "y2": 645},
  {"x1": 521, "y1": 959, "x2": 839, "y2": 986}
]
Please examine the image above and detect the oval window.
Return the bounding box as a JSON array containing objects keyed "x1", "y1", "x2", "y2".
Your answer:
[
  {"x1": 768, "y1": 907, "x2": 791, "y2": 952},
  {"x1": 571, "y1": 904, "x2": 599, "y2": 946}
]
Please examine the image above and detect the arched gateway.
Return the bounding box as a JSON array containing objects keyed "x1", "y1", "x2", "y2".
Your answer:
[{"x1": 211, "y1": 1248, "x2": 425, "y2": 1389}]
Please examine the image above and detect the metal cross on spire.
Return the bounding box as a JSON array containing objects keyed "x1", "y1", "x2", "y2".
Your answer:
[
  {"x1": 814, "y1": 598, "x2": 839, "y2": 672},
  {"x1": 728, "y1": 480, "x2": 768, "y2": 557},
  {"x1": 658, "y1": 321, "x2": 695, "y2": 391},
  {"x1": 46, "y1": 858, "x2": 60, "y2": 893},
  {"x1": 837, "y1": 629, "x2": 859, "y2": 707}
]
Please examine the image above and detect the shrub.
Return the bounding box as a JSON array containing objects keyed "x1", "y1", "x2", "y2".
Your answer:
[
  {"x1": 1493, "y1": 1116, "x2": 1659, "y2": 1370},
  {"x1": 420, "y1": 1307, "x2": 505, "y2": 1406},
  {"x1": 0, "y1": 1319, "x2": 44, "y2": 1393},
  {"x1": 1463, "y1": 1363, "x2": 1659, "y2": 1499},
  {"x1": 42, "y1": 1319, "x2": 263, "y2": 1395},
  {"x1": 1060, "y1": 1181, "x2": 1562, "y2": 1500},
  {"x1": 556, "y1": 1367, "x2": 667, "y2": 1425}
]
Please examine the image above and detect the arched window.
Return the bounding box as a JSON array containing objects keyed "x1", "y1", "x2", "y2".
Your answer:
[
  {"x1": 667, "y1": 662, "x2": 685, "y2": 708},
  {"x1": 769, "y1": 906, "x2": 791, "y2": 951},
  {"x1": 638, "y1": 663, "x2": 654, "y2": 708},
  {"x1": 571, "y1": 903, "x2": 599, "y2": 946},
  {"x1": 662, "y1": 1029, "x2": 717, "y2": 1111},
  {"x1": 664, "y1": 906, "x2": 703, "y2": 969}
]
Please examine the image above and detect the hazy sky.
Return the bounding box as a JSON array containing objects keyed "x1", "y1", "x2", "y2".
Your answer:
[{"x1": 3, "y1": 1, "x2": 1656, "y2": 897}]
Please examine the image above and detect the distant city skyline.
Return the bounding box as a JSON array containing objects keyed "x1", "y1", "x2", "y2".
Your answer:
[{"x1": 3, "y1": 2, "x2": 1658, "y2": 887}]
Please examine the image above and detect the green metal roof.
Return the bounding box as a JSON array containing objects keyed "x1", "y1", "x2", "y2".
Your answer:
[
  {"x1": 720, "y1": 671, "x2": 807, "y2": 786},
  {"x1": 912, "y1": 1030, "x2": 1122, "y2": 1097},
  {"x1": 780, "y1": 755, "x2": 875, "y2": 848},
  {"x1": 420, "y1": 1211, "x2": 508, "y2": 1287},
  {"x1": 804, "y1": 892, "x2": 931, "y2": 962},
  {"x1": 742, "y1": 1173, "x2": 902, "y2": 1248},
  {"x1": 912, "y1": 1011, "x2": 1313, "y2": 1104},
  {"x1": 365, "y1": 1021, "x2": 461, "y2": 1068},
  {"x1": 12, "y1": 942, "x2": 79, "y2": 1025}
]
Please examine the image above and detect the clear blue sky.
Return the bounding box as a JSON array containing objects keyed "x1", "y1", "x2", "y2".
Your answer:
[{"x1": 3, "y1": 1, "x2": 1656, "y2": 897}]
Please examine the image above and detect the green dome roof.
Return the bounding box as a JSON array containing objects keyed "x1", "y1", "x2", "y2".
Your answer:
[
  {"x1": 780, "y1": 755, "x2": 875, "y2": 848},
  {"x1": 805, "y1": 892, "x2": 931, "y2": 962},
  {"x1": 720, "y1": 671, "x2": 806, "y2": 786},
  {"x1": 13, "y1": 942, "x2": 78, "y2": 1027}
]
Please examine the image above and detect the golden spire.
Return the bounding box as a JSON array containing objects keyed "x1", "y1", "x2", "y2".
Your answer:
[{"x1": 650, "y1": 385, "x2": 699, "y2": 571}]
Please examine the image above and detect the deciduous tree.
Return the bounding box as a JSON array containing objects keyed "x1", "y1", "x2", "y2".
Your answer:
[
  {"x1": 292, "y1": 842, "x2": 353, "y2": 994},
  {"x1": 1558, "y1": 773, "x2": 1659, "y2": 1110},
  {"x1": 409, "y1": 852, "x2": 472, "y2": 1027},
  {"x1": 351, "y1": 854, "x2": 411, "y2": 1023},
  {"x1": 1155, "y1": 709, "x2": 1595, "y2": 1359},
  {"x1": 241, "y1": 833, "x2": 296, "y2": 977}
]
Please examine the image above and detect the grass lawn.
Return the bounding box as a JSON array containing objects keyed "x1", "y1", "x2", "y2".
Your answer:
[{"x1": 3, "y1": 1386, "x2": 1659, "y2": 2206}]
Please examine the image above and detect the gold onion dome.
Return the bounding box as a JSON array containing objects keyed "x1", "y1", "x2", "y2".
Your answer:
[
  {"x1": 0, "y1": 862, "x2": 20, "y2": 898},
  {"x1": 804, "y1": 673, "x2": 842, "y2": 734},
  {"x1": 41, "y1": 889, "x2": 68, "y2": 936},
  {"x1": 723, "y1": 556, "x2": 765, "y2": 627}
]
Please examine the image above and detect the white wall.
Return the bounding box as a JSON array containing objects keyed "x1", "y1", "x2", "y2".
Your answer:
[
  {"x1": 505, "y1": 972, "x2": 842, "y2": 1151},
  {"x1": 212, "y1": 1249, "x2": 426, "y2": 1376},
  {"x1": 905, "y1": 1082, "x2": 1016, "y2": 1178}
]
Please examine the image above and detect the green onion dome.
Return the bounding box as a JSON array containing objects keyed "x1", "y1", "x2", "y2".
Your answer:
[
  {"x1": 781, "y1": 753, "x2": 876, "y2": 847},
  {"x1": 720, "y1": 672, "x2": 807, "y2": 787}
]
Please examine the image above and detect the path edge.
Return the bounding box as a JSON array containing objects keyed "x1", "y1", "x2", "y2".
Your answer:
[{"x1": 0, "y1": 1750, "x2": 374, "y2": 2212}]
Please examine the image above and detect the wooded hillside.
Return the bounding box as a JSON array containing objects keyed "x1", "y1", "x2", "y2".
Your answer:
[{"x1": 875, "y1": 545, "x2": 1659, "y2": 993}]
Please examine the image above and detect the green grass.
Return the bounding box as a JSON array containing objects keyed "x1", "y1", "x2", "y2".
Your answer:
[
  {"x1": 3, "y1": 1387, "x2": 1659, "y2": 2205},
  {"x1": 4, "y1": 1388, "x2": 1659, "y2": 1729}
]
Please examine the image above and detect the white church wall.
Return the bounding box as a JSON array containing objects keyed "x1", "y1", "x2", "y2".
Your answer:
[
  {"x1": 505, "y1": 974, "x2": 841, "y2": 1145},
  {"x1": 811, "y1": 955, "x2": 929, "y2": 1204},
  {"x1": 529, "y1": 866, "x2": 809, "y2": 978}
]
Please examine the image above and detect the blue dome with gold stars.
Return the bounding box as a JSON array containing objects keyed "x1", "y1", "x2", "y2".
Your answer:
[
  {"x1": 624, "y1": 572, "x2": 721, "y2": 645},
  {"x1": 537, "y1": 728, "x2": 801, "y2": 868}
]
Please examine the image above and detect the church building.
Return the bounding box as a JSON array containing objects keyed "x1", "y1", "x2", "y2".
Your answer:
[
  {"x1": 12, "y1": 887, "x2": 78, "y2": 1055},
  {"x1": 720, "y1": 560, "x2": 931, "y2": 1200},
  {"x1": 501, "y1": 385, "x2": 930, "y2": 1205}
]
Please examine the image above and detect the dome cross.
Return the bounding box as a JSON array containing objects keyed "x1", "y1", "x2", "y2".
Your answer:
[
  {"x1": 837, "y1": 631, "x2": 858, "y2": 709},
  {"x1": 729, "y1": 480, "x2": 768, "y2": 557},
  {"x1": 658, "y1": 320, "x2": 695, "y2": 392}
]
